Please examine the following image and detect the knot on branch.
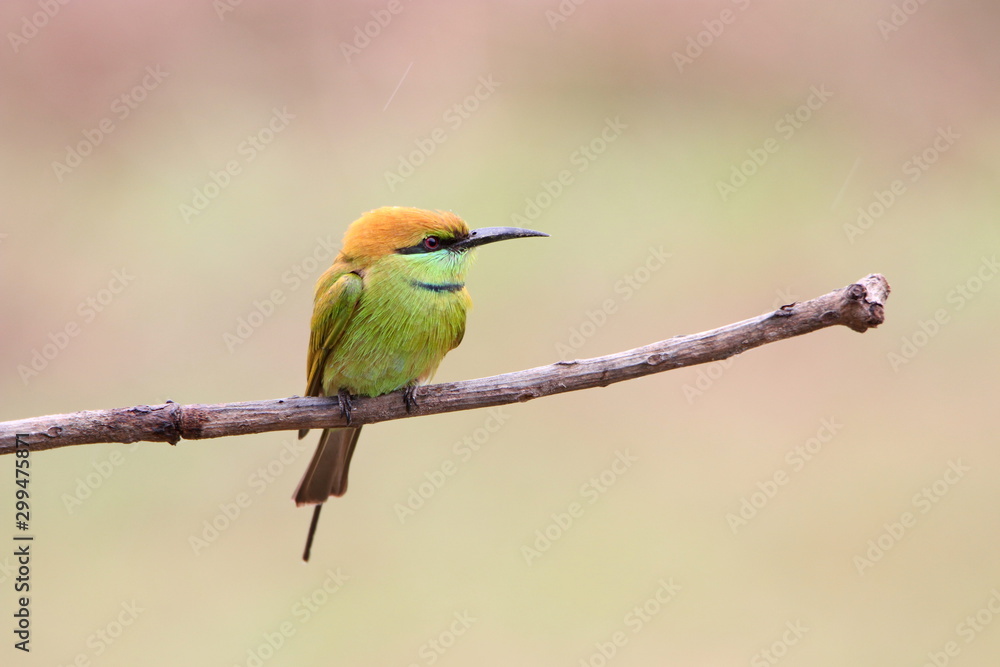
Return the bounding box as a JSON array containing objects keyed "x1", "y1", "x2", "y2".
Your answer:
[
  {"x1": 840, "y1": 273, "x2": 890, "y2": 333},
  {"x1": 123, "y1": 402, "x2": 183, "y2": 445}
]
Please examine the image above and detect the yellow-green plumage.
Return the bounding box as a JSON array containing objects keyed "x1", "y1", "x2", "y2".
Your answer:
[
  {"x1": 294, "y1": 206, "x2": 546, "y2": 560},
  {"x1": 319, "y1": 251, "x2": 470, "y2": 396}
]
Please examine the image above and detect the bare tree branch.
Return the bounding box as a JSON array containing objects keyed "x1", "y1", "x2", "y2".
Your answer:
[{"x1": 0, "y1": 274, "x2": 890, "y2": 455}]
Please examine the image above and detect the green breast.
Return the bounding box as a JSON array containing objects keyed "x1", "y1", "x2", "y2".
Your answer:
[{"x1": 322, "y1": 268, "x2": 470, "y2": 396}]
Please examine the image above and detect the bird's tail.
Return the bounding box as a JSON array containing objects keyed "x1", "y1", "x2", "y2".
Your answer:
[
  {"x1": 294, "y1": 426, "x2": 361, "y2": 504},
  {"x1": 294, "y1": 426, "x2": 362, "y2": 561}
]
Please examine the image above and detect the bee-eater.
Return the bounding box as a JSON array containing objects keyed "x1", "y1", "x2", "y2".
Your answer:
[{"x1": 294, "y1": 206, "x2": 547, "y2": 561}]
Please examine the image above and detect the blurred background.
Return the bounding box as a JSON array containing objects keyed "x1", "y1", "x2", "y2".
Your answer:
[{"x1": 2, "y1": 1, "x2": 999, "y2": 665}]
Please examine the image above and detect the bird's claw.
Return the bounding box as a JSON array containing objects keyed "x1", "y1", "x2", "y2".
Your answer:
[
  {"x1": 403, "y1": 386, "x2": 419, "y2": 413},
  {"x1": 338, "y1": 389, "x2": 355, "y2": 426}
]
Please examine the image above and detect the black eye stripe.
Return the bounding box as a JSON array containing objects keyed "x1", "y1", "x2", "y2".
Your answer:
[{"x1": 396, "y1": 234, "x2": 466, "y2": 254}]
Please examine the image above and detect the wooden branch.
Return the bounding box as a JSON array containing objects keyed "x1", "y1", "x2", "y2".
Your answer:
[{"x1": 0, "y1": 274, "x2": 889, "y2": 455}]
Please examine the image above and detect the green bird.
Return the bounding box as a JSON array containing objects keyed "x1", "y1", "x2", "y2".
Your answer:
[{"x1": 294, "y1": 206, "x2": 547, "y2": 560}]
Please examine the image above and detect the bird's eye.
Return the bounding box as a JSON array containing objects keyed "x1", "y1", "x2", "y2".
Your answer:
[{"x1": 423, "y1": 236, "x2": 441, "y2": 250}]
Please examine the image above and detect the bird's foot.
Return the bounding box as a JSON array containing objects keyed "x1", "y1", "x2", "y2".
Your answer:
[
  {"x1": 338, "y1": 389, "x2": 355, "y2": 426},
  {"x1": 403, "y1": 386, "x2": 419, "y2": 413}
]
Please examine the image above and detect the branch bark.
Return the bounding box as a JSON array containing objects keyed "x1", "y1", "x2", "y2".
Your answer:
[{"x1": 0, "y1": 274, "x2": 890, "y2": 455}]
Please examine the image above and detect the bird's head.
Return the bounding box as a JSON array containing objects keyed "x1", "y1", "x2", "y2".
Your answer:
[{"x1": 339, "y1": 207, "x2": 547, "y2": 281}]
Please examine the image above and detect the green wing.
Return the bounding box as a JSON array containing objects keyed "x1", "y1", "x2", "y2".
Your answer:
[{"x1": 304, "y1": 270, "x2": 363, "y2": 398}]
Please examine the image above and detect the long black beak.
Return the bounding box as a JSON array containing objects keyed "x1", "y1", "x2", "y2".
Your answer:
[{"x1": 450, "y1": 226, "x2": 549, "y2": 251}]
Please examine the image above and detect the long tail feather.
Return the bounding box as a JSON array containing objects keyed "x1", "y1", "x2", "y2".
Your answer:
[{"x1": 294, "y1": 427, "x2": 362, "y2": 561}]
